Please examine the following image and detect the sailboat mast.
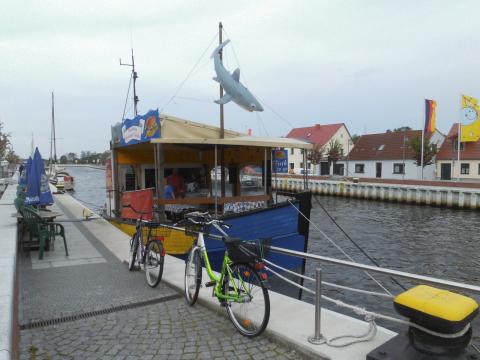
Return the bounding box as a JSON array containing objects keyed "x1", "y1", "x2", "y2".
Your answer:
[{"x1": 52, "y1": 92, "x2": 57, "y2": 163}]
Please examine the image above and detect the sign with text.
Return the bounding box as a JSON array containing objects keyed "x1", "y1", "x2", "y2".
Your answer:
[
  {"x1": 120, "y1": 109, "x2": 160, "y2": 146},
  {"x1": 272, "y1": 149, "x2": 288, "y2": 173}
]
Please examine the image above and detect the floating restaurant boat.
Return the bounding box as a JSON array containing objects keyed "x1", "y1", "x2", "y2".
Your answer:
[{"x1": 105, "y1": 110, "x2": 314, "y2": 273}]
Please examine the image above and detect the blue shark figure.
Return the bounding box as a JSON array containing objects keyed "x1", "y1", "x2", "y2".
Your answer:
[{"x1": 211, "y1": 40, "x2": 263, "y2": 112}]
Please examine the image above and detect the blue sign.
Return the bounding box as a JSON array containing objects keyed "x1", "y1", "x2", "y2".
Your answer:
[
  {"x1": 120, "y1": 109, "x2": 160, "y2": 146},
  {"x1": 272, "y1": 150, "x2": 288, "y2": 173}
]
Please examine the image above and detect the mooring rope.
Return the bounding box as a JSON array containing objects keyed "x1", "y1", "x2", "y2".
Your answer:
[{"x1": 287, "y1": 200, "x2": 393, "y2": 296}]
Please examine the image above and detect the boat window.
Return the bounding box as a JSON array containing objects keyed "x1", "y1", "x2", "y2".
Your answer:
[{"x1": 125, "y1": 173, "x2": 136, "y2": 191}]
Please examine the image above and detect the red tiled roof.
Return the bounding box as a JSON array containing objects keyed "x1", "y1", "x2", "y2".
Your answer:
[
  {"x1": 348, "y1": 130, "x2": 426, "y2": 161},
  {"x1": 286, "y1": 123, "x2": 344, "y2": 146},
  {"x1": 436, "y1": 124, "x2": 480, "y2": 160}
]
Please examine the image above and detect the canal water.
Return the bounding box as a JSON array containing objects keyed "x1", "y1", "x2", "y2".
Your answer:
[{"x1": 66, "y1": 165, "x2": 480, "y2": 343}]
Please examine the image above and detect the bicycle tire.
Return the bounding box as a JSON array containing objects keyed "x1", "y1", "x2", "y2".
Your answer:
[
  {"x1": 223, "y1": 263, "x2": 270, "y2": 337},
  {"x1": 145, "y1": 240, "x2": 164, "y2": 288},
  {"x1": 184, "y1": 247, "x2": 202, "y2": 306},
  {"x1": 128, "y1": 234, "x2": 139, "y2": 271}
]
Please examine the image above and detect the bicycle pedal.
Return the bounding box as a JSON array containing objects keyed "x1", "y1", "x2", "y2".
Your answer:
[{"x1": 204, "y1": 281, "x2": 216, "y2": 288}]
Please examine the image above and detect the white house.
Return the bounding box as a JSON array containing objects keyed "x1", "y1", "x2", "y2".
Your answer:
[
  {"x1": 337, "y1": 129, "x2": 445, "y2": 180},
  {"x1": 285, "y1": 123, "x2": 352, "y2": 175}
]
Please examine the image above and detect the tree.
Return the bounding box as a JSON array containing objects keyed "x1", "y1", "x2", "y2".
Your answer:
[
  {"x1": 307, "y1": 143, "x2": 324, "y2": 175},
  {"x1": 5, "y1": 149, "x2": 20, "y2": 164},
  {"x1": 60, "y1": 155, "x2": 68, "y2": 164},
  {"x1": 0, "y1": 122, "x2": 11, "y2": 159},
  {"x1": 409, "y1": 135, "x2": 438, "y2": 167},
  {"x1": 387, "y1": 126, "x2": 412, "y2": 133},
  {"x1": 326, "y1": 139, "x2": 344, "y2": 173},
  {"x1": 351, "y1": 134, "x2": 361, "y2": 144}
]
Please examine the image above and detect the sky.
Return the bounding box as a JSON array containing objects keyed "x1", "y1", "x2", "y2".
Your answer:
[{"x1": 1, "y1": 0, "x2": 479, "y2": 158}]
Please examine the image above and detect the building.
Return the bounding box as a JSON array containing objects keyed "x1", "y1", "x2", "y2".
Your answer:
[
  {"x1": 339, "y1": 129, "x2": 445, "y2": 179},
  {"x1": 285, "y1": 123, "x2": 352, "y2": 175},
  {"x1": 436, "y1": 124, "x2": 480, "y2": 181}
]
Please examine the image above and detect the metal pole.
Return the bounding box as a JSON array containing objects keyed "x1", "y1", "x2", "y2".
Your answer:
[
  {"x1": 308, "y1": 268, "x2": 326, "y2": 345},
  {"x1": 215, "y1": 145, "x2": 218, "y2": 218}
]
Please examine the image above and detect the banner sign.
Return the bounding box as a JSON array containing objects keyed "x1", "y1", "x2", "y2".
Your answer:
[
  {"x1": 119, "y1": 109, "x2": 160, "y2": 146},
  {"x1": 121, "y1": 189, "x2": 154, "y2": 221},
  {"x1": 460, "y1": 95, "x2": 480, "y2": 142},
  {"x1": 272, "y1": 149, "x2": 288, "y2": 173}
]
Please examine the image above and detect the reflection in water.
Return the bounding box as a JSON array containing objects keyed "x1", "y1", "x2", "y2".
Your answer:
[{"x1": 68, "y1": 166, "x2": 480, "y2": 342}]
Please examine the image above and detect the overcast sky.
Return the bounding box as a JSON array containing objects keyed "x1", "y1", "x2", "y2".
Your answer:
[{"x1": 1, "y1": 1, "x2": 479, "y2": 158}]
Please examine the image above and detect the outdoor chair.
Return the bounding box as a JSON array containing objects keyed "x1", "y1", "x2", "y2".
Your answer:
[{"x1": 20, "y1": 206, "x2": 68, "y2": 260}]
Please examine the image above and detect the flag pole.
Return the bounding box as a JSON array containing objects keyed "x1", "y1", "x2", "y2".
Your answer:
[
  {"x1": 457, "y1": 93, "x2": 462, "y2": 181},
  {"x1": 421, "y1": 99, "x2": 425, "y2": 180}
]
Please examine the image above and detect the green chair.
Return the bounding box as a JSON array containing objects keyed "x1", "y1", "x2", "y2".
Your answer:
[{"x1": 20, "y1": 206, "x2": 68, "y2": 260}]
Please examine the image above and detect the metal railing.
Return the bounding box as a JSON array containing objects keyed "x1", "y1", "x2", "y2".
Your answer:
[{"x1": 269, "y1": 245, "x2": 480, "y2": 295}]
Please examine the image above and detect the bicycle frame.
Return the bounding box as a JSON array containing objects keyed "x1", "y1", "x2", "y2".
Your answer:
[{"x1": 194, "y1": 226, "x2": 250, "y2": 303}]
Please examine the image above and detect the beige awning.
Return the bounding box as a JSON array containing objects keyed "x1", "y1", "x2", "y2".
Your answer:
[
  {"x1": 151, "y1": 136, "x2": 313, "y2": 149},
  {"x1": 155, "y1": 115, "x2": 313, "y2": 149}
]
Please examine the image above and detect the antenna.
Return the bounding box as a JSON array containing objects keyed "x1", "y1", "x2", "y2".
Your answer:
[{"x1": 120, "y1": 49, "x2": 139, "y2": 116}]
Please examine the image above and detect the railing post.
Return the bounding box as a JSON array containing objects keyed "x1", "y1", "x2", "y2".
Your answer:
[{"x1": 308, "y1": 268, "x2": 326, "y2": 344}]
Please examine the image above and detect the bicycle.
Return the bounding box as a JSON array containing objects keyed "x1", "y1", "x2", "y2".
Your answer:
[
  {"x1": 125, "y1": 205, "x2": 165, "y2": 288},
  {"x1": 183, "y1": 212, "x2": 270, "y2": 337}
]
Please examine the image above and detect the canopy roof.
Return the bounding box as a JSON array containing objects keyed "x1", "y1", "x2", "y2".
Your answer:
[{"x1": 155, "y1": 115, "x2": 314, "y2": 150}]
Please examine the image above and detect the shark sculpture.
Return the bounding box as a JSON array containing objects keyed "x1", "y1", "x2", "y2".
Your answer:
[{"x1": 211, "y1": 40, "x2": 263, "y2": 112}]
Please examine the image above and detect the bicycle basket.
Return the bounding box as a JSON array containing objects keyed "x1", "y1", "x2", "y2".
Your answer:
[
  {"x1": 142, "y1": 223, "x2": 171, "y2": 245},
  {"x1": 226, "y1": 238, "x2": 270, "y2": 264}
]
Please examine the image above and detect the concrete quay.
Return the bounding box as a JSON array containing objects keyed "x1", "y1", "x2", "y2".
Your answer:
[
  {"x1": 274, "y1": 177, "x2": 480, "y2": 209},
  {"x1": 5, "y1": 185, "x2": 397, "y2": 359}
]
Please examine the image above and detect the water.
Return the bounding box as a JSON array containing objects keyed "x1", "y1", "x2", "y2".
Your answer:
[{"x1": 67, "y1": 166, "x2": 480, "y2": 342}]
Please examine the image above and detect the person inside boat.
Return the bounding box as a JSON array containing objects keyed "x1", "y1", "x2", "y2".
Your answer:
[
  {"x1": 163, "y1": 177, "x2": 175, "y2": 200},
  {"x1": 168, "y1": 168, "x2": 186, "y2": 198}
]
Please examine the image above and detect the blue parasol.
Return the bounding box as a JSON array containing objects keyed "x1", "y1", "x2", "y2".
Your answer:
[
  {"x1": 25, "y1": 148, "x2": 53, "y2": 205},
  {"x1": 18, "y1": 157, "x2": 32, "y2": 186}
]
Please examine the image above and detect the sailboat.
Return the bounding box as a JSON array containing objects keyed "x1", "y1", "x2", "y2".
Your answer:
[{"x1": 47, "y1": 92, "x2": 75, "y2": 192}]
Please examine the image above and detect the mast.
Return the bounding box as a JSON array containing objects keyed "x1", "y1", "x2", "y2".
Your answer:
[
  {"x1": 219, "y1": 22, "x2": 226, "y2": 197},
  {"x1": 120, "y1": 49, "x2": 139, "y2": 116},
  {"x1": 52, "y1": 92, "x2": 57, "y2": 163}
]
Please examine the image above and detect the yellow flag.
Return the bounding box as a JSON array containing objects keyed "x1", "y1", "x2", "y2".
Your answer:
[{"x1": 460, "y1": 94, "x2": 480, "y2": 142}]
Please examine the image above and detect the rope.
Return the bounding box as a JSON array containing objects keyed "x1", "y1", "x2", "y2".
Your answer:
[
  {"x1": 159, "y1": 32, "x2": 218, "y2": 114},
  {"x1": 287, "y1": 200, "x2": 393, "y2": 296},
  {"x1": 121, "y1": 72, "x2": 133, "y2": 121},
  {"x1": 267, "y1": 265, "x2": 471, "y2": 342},
  {"x1": 263, "y1": 259, "x2": 393, "y2": 299},
  {"x1": 326, "y1": 317, "x2": 377, "y2": 347},
  {"x1": 313, "y1": 195, "x2": 407, "y2": 291}
]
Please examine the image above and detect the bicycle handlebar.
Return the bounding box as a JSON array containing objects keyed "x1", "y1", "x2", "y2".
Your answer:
[{"x1": 184, "y1": 211, "x2": 231, "y2": 229}]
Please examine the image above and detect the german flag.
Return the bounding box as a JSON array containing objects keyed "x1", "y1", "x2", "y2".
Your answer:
[{"x1": 424, "y1": 99, "x2": 436, "y2": 133}]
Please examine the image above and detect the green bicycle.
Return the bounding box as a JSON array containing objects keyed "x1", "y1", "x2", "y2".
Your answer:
[{"x1": 183, "y1": 212, "x2": 270, "y2": 337}]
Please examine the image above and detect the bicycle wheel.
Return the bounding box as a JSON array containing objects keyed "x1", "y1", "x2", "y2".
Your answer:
[
  {"x1": 128, "y1": 234, "x2": 139, "y2": 271},
  {"x1": 184, "y1": 247, "x2": 202, "y2": 306},
  {"x1": 223, "y1": 263, "x2": 270, "y2": 337},
  {"x1": 145, "y1": 240, "x2": 164, "y2": 288}
]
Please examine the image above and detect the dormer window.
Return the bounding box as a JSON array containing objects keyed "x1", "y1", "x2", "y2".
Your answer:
[
  {"x1": 307, "y1": 132, "x2": 312, "y2": 137},
  {"x1": 378, "y1": 144, "x2": 385, "y2": 150}
]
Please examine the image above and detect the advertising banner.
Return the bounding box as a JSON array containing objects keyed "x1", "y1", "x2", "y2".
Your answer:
[
  {"x1": 272, "y1": 149, "x2": 288, "y2": 173},
  {"x1": 120, "y1": 109, "x2": 161, "y2": 146},
  {"x1": 120, "y1": 188, "x2": 154, "y2": 221}
]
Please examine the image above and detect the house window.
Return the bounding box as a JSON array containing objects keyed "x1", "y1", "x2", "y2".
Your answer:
[
  {"x1": 144, "y1": 168, "x2": 156, "y2": 189},
  {"x1": 307, "y1": 162, "x2": 312, "y2": 169},
  {"x1": 454, "y1": 142, "x2": 465, "y2": 151},
  {"x1": 478, "y1": 163, "x2": 480, "y2": 175},
  {"x1": 125, "y1": 173, "x2": 136, "y2": 191},
  {"x1": 300, "y1": 162, "x2": 304, "y2": 169},
  {"x1": 461, "y1": 163, "x2": 470, "y2": 175},
  {"x1": 291, "y1": 148, "x2": 294, "y2": 155},
  {"x1": 355, "y1": 164, "x2": 365, "y2": 173},
  {"x1": 289, "y1": 162, "x2": 294, "y2": 170},
  {"x1": 393, "y1": 163, "x2": 405, "y2": 174},
  {"x1": 301, "y1": 149, "x2": 304, "y2": 155}
]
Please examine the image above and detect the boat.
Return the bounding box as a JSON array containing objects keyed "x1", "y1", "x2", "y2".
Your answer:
[
  {"x1": 47, "y1": 92, "x2": 75, "y2": 192},
  {"x1": 103, "y1": 29, "x2": 314, "y2": 278}
]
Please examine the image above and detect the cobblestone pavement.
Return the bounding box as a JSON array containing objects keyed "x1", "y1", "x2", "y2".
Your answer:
[
  {"x1": 20, "y1": 297, "x2": 301, "y2": 360},
  {"x1": 19, "y1": 201, "x2": 303, "y2": 359}
]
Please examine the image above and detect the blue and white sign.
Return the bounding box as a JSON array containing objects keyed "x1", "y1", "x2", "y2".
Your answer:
[
  {"x1": 120, "y1": 109, "x2": 160, "y2": 146},
  {"x1": 272, "y1": 149, "x2": 288, "y2": 173}
]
